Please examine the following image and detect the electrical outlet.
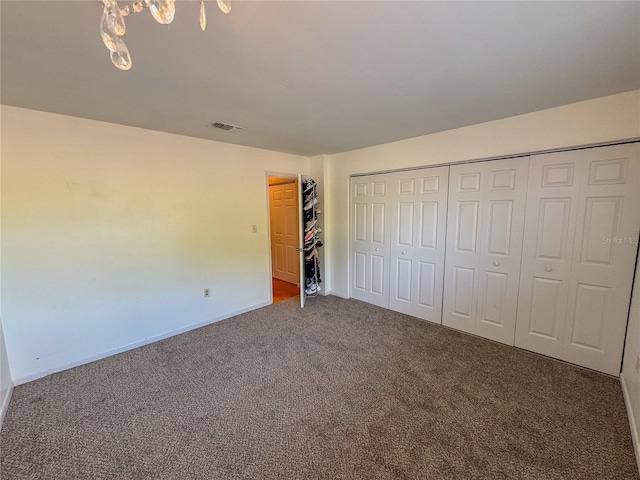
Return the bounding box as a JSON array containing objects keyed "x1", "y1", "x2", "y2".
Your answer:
[{"x1": 204, "y1": 288, "x2": 210, "y2": 298}]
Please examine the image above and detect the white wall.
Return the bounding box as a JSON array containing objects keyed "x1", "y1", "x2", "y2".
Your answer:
[
  {"x1": 324, "y1": 90, "x2": 640, "y2": 297},
  {"x1": 1, "y1": 106, "x2": 308, "y2": 384},
  {"x1": 622, "y1": 232, "x2": 640, "y2": 471}
]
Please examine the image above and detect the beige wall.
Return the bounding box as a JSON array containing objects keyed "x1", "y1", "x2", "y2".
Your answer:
[{"x1": 1, "y1": 106, "x2": 308, "y2": 383}]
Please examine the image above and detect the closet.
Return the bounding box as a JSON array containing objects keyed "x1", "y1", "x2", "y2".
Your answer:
[
  {"x1": 350, "y1": 167, "x2": 449, "y2": 321},
  {"x1": 349, "y1": 143, "x2": 640, "y2": 375}
]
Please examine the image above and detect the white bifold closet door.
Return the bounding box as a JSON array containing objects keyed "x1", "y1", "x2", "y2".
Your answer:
[
  {"x1": 388, "y1": 167, "x2": 449, "y2": 323},
  {"x1": 442, "y1": 157, "x2": 530, "y2": 345},
  {"x1": 515, "y1": 144, "x2": 640, "y2": 375},
  {"x1": 350, "y1": 174, "x2": 392, "y2": 307}
]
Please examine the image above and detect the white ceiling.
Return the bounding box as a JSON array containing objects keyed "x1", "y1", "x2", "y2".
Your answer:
[{"x1": 1, "y1": 1, "x2": 639, "y2": 156}]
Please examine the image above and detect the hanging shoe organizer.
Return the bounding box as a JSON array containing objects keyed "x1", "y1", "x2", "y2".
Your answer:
[{"x1": 303, "y1": 178, "x2": 323, "y2": 296}]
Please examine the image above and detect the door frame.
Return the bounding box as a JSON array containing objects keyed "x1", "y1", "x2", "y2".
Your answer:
[{"x1": 265, "y1": 172, "x2": 301, "y2": 305}]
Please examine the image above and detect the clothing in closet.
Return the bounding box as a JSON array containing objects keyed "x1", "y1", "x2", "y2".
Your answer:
[{"x1": 303, "y1": 178, "x2": 322, "y2": 296}]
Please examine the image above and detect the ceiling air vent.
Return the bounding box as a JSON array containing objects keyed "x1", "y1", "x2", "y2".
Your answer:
[{"x1": 208, "y1": 122, "x2": 245, "y2": 132}]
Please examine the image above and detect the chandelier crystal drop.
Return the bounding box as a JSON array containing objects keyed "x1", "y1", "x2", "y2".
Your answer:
[
  {"x1": 110, "y1": 37, "x2": 132, "y2": 70},
  {"x1": 106, "y1": 0, "x2": 126, "y2": 36},
  {"x1": 100, "y1": 6, "x2": 120, "y2": 51},
  {"x1": 145, "y1": 0, "x2": 176, "y2": 25},
  {"x1": 200, "y1": 1, "x2": 207, "y2": 31},
  {"x1": 217, "y1": 0, "x2": 231, "y2": 14},
  {"x1": 98, "y1": 0, "x2": 231, "y2": 70}
]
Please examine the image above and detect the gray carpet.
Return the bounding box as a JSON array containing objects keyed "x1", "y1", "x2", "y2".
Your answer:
[{"x1": 1, "y1": 296, "x2": 638, "y2": 479}]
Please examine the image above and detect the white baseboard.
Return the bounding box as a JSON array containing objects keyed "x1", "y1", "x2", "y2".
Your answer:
[
  {"x1": 621, "y1": 374, "x2": 640, "y2": 474},
  {"x1": 0, "y1": 382, "x2": 14, "y2": 431},
  {"x1": 326, "y1": 290, "x2": 349, "y2": 299},
  {"x1": 13, "y1": 301, "x2": 271, "y2": 386}
]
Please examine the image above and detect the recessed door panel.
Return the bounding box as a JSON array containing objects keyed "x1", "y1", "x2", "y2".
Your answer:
[
  {"x1": 542, "y1": 163, "x2": 574, "y2": 187},
  {"x1": 398, "y1": 178, "x2": 415, "y2": 195},
  {"x1": 491, "y1": 169, "x2": 516, "y2": 190},
  {"x1": 481, "y1": 271, "x2": 507, "y2": 326},
  {"x1": 422, "y1": 176, "x2": 439, "y2": 194},
  {"x1": 286, "y1": 245, "x2": 298, "y2": 276},
  {"x1": 418, "y1": 262, "x2": 436, "y2": 308},
  {"x1": 569, "y1": 284, "x2": 609, "y2": 351},
  {"x1": 579, "y1": 197, "x2": 621, "y2": 265},
  {"x1": 536, "y1": 198, "x2": 571, "y2": 260},
  {"x1": 589, "y1": 159, "x2": 627, "y2": 185},
  {"x1": 371, "y1": 255, "x2": 385, "y2": 295},
  {"x1": 456, "y1": 202, "x2": 478, "y2": 253},
  {"x1": 419, "y1": 202, "x2": 438, "y2": 249},
  {"x1": 354, "y1": 204, "x2": 367, "y2": 243},
  {"x1": 373, "y1": 182, "x2": 386, "y2": 196},
  {"x1": 486, "y1": 200, "x2": 513, "y2": 256},
  {"x1": 395, "y1": 258, "x2": 412, "y2": 302},
  {"x1": 354, "y1": 253, "x2": 366, "y2": 291},
  {"x1": 354, "y1": 182, "x2": 367, "y2": 197},
  {"x1": 274, "y1": 205, "x2": 284, "y2": 235},
  {"x1": 284, "y1": 204, "x2": 296, "y2": 236},
  {"x1": 528, "y1": 277, "x2": 562, "y2": 339},
  {"x1": 274, "y1": 244, "x2": 285, "y2": 273},
  {"x1": 453, "y1": 267, "x2": 474, "y2": 318},
  {"x1": 397, "y1": 203, "x2": 414, "y2": 246},
  {"x1": 372, "y1": 203, "x2": 386, "y2": 244},
  {"x1": 459, "y1": 172, "x2": 481, "y2": 192}
]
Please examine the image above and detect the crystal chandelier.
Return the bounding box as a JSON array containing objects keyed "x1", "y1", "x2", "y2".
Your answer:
[{"x1": 100, "y1": 0, "x2": 232, "y2": 71}]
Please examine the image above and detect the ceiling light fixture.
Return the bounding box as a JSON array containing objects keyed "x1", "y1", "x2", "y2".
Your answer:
[{"x1": 99, "y1": 0, "x2": 231, "y2": 71}]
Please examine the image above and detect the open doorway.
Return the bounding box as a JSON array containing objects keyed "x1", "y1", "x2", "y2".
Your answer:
[{"x1": 267, "y1": 175, "x2": 300, "y2": 303}]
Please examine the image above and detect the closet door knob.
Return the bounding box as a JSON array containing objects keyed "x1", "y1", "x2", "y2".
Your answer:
[
  {"x1": 545, "y1": 266, "x2": 553, "y2": 272},
  {"x1": 375, "y1": 248, "x2": 380, "y2": 252},
  {"x1": 402, "y1": 251, "x2": 407, "y2": 255},
  {"x1": 493, "y1": 261, "x2": 500, "y2": 267}
]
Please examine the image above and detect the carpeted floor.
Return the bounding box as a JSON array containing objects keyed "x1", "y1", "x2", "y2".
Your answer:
[{"x1": 1, "y1": 296, "x2": 637, "y2": 479}]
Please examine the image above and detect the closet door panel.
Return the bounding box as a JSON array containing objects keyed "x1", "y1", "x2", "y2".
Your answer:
[
  {"x1": 389, "y1": 167, "x2": 449, "y2": 323},
  {"x1": 476, "y1": 158, "x2": 529, "y2": 344},
  {"x1": 443, "y1": 165, "x2": 483, "y2": 334},
  {"x1": 561, "y1": 144, "x2": 640, "y2": 375},
  {"x1": 515, "y1": 143, "x2": 640, "y2": 375},
  {"x1": 443, "y1": 157, "x2": 528, "y2": 343},
  {"x1": 350, "y1": 175, "x2": 391, "y2": 307},
  {"x1": 515, "y1": 154, "x2": 580, "y2": 358}
]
